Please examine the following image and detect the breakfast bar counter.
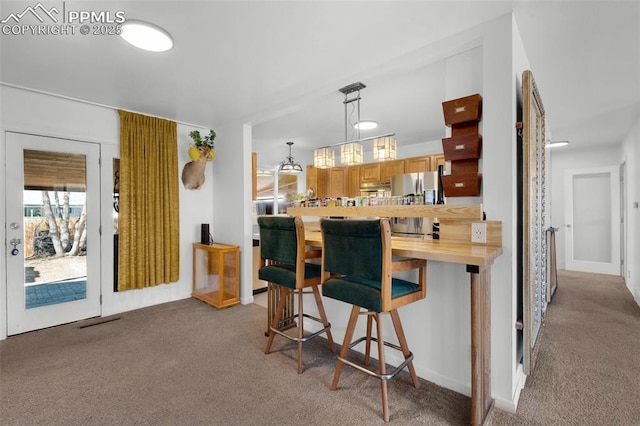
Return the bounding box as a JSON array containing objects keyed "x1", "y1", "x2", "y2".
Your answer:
[{"x1": 287, "y1": 204, "x2": 502, "y2": 425}]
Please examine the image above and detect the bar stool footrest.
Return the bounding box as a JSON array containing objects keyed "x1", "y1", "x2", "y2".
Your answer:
[
  {"x1": 270, "y1": 313, "x2": 331, "y2": 344},
  {"x1": 338, "y1": 335, "x2": 414, "y2": 381}
]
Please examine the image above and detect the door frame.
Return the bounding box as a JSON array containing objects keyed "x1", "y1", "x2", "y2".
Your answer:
[
  {"x1": 564, "y1": 165, "x2": 621, "y2": 275},
  {"x1": 521, "y1": 70, "x2": 547, "y2": 375},
  {"x1": 5, "y1": 131, "x2": 102, "y2": 335}
]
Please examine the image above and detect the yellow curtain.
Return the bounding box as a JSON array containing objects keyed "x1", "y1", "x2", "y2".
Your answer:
[{"x1": 117, "y1": 110, "x2": 179, "y2": 290}]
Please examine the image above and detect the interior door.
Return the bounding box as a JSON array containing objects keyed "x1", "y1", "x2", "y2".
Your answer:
[
  {"x1": 564, "y1": 166, "x2": 620, "y2": 275},
  {"x1": 6, "y1": 132, "x2": 101, "y2": 335},
  {"x1": 522, "y1": 70, "x2": 547, "y2": 375}
]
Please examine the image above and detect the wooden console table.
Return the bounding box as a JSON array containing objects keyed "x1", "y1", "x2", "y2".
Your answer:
[{"x1": 192, "y1": 243, "x2": 240, "y2": 309}]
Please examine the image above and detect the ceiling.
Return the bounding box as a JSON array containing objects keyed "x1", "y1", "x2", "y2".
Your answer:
[{"x1": 1, "y1": 1, "x2": 638, "y2": 169}]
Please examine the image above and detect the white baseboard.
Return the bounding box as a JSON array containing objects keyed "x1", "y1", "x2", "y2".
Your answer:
[{"x1": 493, "y1": 364, "x2": 526, "y2": 413}]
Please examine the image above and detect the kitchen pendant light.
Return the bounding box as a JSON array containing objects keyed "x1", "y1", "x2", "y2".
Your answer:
[
  {"x1": 278, "y1": 142, "x2": 303, "y2": 173},
  {"x1": 314, "y1": 147, "x2": 335, "y2": 168},
  {"x1": 312, "y1": 82, "x2": 395, "y2": 167},
  {"x1": 373, "y1": 136, "x2": 397, "y2": 161},
  {"x1": 341, "y1": 143, "x2": 363, "y2": 166}
]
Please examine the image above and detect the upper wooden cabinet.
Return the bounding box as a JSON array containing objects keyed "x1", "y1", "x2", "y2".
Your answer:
[
  {"x1": 404, "y1": 156, "x2": 431, "y2": 173},
  {"x1": 306, "y1": 165, "x2": 328, "y2": 198},
  {"x1": 360, "y1": 163, "x2": 380, "y2": 183},
  {"x1": 306, "y1": 153, "x2": 444, "y2": 198},
  {"x1": 432, "y1": 153, "x2": 446, "y2": 172},
  {"x1": 380, "y1": 160, "x2": 405, "y2": 180},
  {"x1": 347, "y1": 166, "x2": 360, "y2": 197},
  {"x1": 327, "y1": 167, "x2": 348, "y2": 198}
]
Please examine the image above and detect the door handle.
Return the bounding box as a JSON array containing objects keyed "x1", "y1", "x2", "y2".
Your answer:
[{"x1": 565, "y1": 224, "x2": 572, "y2": 228}]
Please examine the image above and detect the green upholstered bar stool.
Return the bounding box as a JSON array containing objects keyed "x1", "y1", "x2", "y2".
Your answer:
[
  {"x1": 320, "y1": 218, "x2": 427, "y2": 422},
  {"x1": 258, "y1": 216, "x2": 336, "y2": 374}
]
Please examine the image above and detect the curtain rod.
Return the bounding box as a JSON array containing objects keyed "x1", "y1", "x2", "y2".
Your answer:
[{"x1": 1, "y1": 82, "x2": 209, "y2": 129}]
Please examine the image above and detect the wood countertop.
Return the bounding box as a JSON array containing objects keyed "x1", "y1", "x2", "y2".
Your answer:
[
  {"x1": 288, "y1": 204, "x2": 483, "y2": 219},
  {"x1": 304, "y1": 230, "x2": 502, "y2": 267}
]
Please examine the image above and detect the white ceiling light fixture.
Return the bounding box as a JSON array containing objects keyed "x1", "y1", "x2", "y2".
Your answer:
[
  {"x1": 354, "y1": 120, "x2": 378, "y2": 130},
  {"x1": 120, "y1": 19, "x2": 174, "y2": 52},
  {"x1": 545, "y1": 140, "x2": 569, "y2": 149}
]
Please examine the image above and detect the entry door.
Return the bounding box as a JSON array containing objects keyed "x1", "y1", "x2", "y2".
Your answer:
[
  {"x1": 564, "y1": 166, "x2": 620, "y2": 275},
  {"x1": 6, "y1": 132, "x2": 101, "y2": 335}
]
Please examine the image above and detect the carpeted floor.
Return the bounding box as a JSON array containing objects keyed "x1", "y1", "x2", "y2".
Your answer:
[
  {"x1": 1, "y1": 270, "x2": 639, "y2": 425},
  {"x1": 491, "y1": 270, "x2": 640, "y2": 425}
]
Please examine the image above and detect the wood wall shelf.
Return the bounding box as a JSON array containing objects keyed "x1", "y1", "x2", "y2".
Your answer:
[
  {"x1": 441, "y1": 94, "x2": 483, "y2": 197},
  {"x1": 442, "y1": 134, "x2": 482, "y2": 161},
  {"x1": 442, "y1": 93, "x2": 482, "y2": 126}
]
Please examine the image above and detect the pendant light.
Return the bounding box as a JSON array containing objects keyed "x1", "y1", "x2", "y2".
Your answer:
[
  {"x1": 313, "y1": 82, "x2": 396, "y2": 167},
  {"x1": 341, "y1": 143, "x2": 363, "y2": 165},
  {"x1": 314, "y1": 147, "x2": 335, "y2": 168},
  {"x1": 278, "y1": 142, "x2": 303, "y2": 173},
  {"x1": 372, "y1": 136, "x2": 397, "y2": 161}
]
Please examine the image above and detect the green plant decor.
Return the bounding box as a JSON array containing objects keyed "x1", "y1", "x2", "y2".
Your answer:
[{"x1": 189, "y1": 129, "x2": 216, "y2": 150}]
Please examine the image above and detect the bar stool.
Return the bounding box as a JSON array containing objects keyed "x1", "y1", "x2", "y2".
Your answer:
[
  {"x1": 320, "y1": 218, "x2": 427, "y2": 422},
  {"x1": 258, "y1": 216, "x2": 335, "y2": 374}
]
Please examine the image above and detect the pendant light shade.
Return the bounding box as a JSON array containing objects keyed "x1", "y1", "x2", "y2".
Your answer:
[
  {"x1": 314, "y1": 147, "x2": 335, "y2": 168},
  {"x1": 340, "y1": 142, "x2": 363, "y2": 166},
  {"x1": 278, "y1": 142, "x2": 303, "y2": 173},
  {"x1": 373, "y1": 136, "x2": 397, "y2": 161}
]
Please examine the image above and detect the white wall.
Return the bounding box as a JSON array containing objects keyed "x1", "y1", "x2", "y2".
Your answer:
[
  {"x1": 211, "y1": 120, "x2": 255, "y2": 304},
  {"x1": 0, "y1": 85, "x2": 215, "y2": 339},
  {"x1": 620, "y1": 114, "x2": 640, "y2": 304},
  {"x1": 549, "y1": 144, "x2": 622, "y2": 270}
]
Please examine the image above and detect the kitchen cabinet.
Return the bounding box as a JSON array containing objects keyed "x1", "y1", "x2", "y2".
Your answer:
[
  {"x1": 404, "y1": 156, "x2": 431, "y2": 173},
  {"x1": 327, "y1": 167, "x2": 347, "y2": 198},
  {"x1": 347, "y1": 166, "x2": 360, "y2": 197},
  {"x1": 432, "y1": 153, "x2": 446, "y2": 172},
  {"x1": 306, "y1": 165, "x2": 328, "y2": 198},
  {"x1": 360, "y1": 163, "x2": 381, "y2": 183},
  {"x1": 380, "y1": 160, "x2": 405, "y2": 180}
]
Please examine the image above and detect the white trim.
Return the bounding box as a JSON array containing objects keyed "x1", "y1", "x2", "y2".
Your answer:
[{"x1": 0, "y1": 82, "x2": 209, "y2": 130}]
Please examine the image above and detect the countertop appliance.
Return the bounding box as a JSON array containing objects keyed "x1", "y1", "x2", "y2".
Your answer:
[{"x1": 390, "y1": 172, "x2": 438, "y2": 237}]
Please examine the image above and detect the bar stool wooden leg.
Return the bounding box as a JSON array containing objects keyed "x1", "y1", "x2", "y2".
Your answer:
[
  {"x1": 312, "y1": 285, "x2": 336, "y2": 353},
  {"x1": 331, "y1": 305, "x2": 360, "y2": 390},
  {"x1": 265, "y1": 286, "x2": 288, "y2": 354},
  {"x1": 297, "y1": 289, "x2": 304, "y2": 374},
  {"x1": 375, "y1": 312, "x2": 389, "y2": 422},
  {"x1": 390, "y1": 310, "x2": 420, "y2": 388},
  {"x1": 364, "y1": 313, "x2": 373, "y2": 366}
]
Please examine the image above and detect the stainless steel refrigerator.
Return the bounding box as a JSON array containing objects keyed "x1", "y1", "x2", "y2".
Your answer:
[{"x1": 390, "y1": 172, "x2": 438, "y2": 237}]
